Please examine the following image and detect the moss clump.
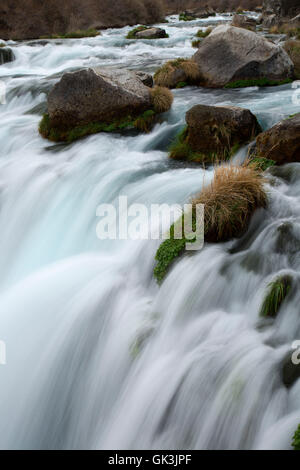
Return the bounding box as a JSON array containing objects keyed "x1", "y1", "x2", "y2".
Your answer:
[
  {"x1": 260, "y1": 275, "x2": 292, "y2": 318},
  {"x1": 154, "y1": 214, "x2": 197, "y2": 282},
  {"x1": 192, "y1": 40, "x2": 201, "y2": 48},
  {"x1": 179, "y1": 13, "x2": 195, "y2": 21},
  {"x1": 249, "y1": 157, "x2": 276, "y2": 171},
  {"x1": 133, "y1": 110, "x2": 156, "y2": 132},
  {"x1": 39, "y1": 109, "x2": 162, "y2": 143},
  {"x1": 176, "y1": 81, "x2": 188, "y2": 88},
  {"x1": 196, "y1": 28, "x2": 212, "y2": 38},
  {"x1": 154, "y1": 165, "x2": 267, "y2": 282},
  {"x1": 40, "y1": 29, "x2": 100, "y2": 39},
  {"x1": 169, "y1": 127, "x2": 240, "y2": 164},
  {"x1": 292, "y1": 424, "x2": 300, "y2": 450},
  {"x1": 224, "y1": 78, "x2": 293, "y2": 88}
]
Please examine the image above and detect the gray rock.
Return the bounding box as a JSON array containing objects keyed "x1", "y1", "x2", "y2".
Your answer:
[
  {"x1": 192, "y1": 25, "x2": 294, "y2": 88},
  {"x1": 135, "y1": 27, "x2": 167, "y2": 39},
  {"x1": 134, "y1": 71, "x2": 153, "y2": 87},
  {"x1": 47, "y1": 67, "x2": 152, "y2": 128},
  {"x1": 231, "y1": 14, "x2": 257, "y2": 31},
  {"x1": 0, "y1": 47, "x2": 15, "y2": 65}
]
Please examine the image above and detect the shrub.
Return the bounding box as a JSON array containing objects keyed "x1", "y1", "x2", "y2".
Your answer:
[
  {"x1": 154, "y1": 58, "x2": 201, "y2": 88},
  {"x1": 292, "y1": 424, "x2": 300, "y2": 450},
  {"x1": 284, "y1": 40, "x2": 300, "y2": 79},
  {"x1": 260, "y1": 275, "x2": 292, "y2": 318},
  {"x1": 192, "y1": 40, "x2": 201, "y2": 48},
  {"x1": 150, "y1": 86, "x2": 173, "y2": 112},
  {"x1": 179, "y1": 13, "x2": 195, "y2": 21},
  {"x1": 196, "y1": 27, "x2": 212, "y2": 38},
  {"x1": 192, "y1": 165, "x2": 267, "y2": 242},
  {"x1": 249, "y1": 157, "x2": 276, "y2": 171},
  {"x1": 153, "y1": 165, "x2": 267, "y2": 281}
]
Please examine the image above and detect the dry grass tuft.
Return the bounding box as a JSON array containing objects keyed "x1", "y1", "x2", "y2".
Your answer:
[
  {"x1": 192, "y1": 164, "x2": 267, "y2": 242},
  {"x1": 154, "y1": 58, "x2": 201, "y2": 88},
  {"x1": 150, "y1": 86, "x2": 174, "y2": 112}
]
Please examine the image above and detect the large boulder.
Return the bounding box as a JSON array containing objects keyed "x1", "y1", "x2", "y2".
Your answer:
[
  {"x1": 255, "y1": 113, "x2": 300, "y2": 164},
  {"x1": 231, "y1": 14, "x2": 257, "y2": 31},
  {"x1": 0, "y1": 46, "x2": 15, "y2": 64},
  {"x1": 192, "y1": 25, "x2": 294, "y2": 88},
  {"x1": 47, "y1": 67, "x2": 152, "y2": 129},
  {"x1": 169, "y1": 104, "x2": 261, "y2": 164}
]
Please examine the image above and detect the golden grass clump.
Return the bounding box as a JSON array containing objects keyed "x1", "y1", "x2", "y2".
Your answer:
[
  {"x1": 154, "y1": 58, "x2": 201, "y2": 88},
  {"x1": 150, "y1": 86, "x2": 173, "y2": 113},
  {"x1": 192, "y1": 165, "x2": 267, "y2": 242}
]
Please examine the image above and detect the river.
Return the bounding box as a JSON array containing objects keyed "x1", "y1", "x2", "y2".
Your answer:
[{"x1": 0, "y1": 13, "x2": 299, "y2": 450}]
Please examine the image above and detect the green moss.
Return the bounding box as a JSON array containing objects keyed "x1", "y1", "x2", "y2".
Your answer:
[
  {"x1": 176, "y1": 81, "x2": 188, "y2": 88},
  {"x1": 292, "y1": 424, "x2": 300, "y2": 450},
  {"x1": 133, "y1": 110, "x2": 156, "y2": 132},
  {"x1": 260, "y1": 275, "x2": 292, "y2": 318},
  {"x1": 39, "y1": 109, "x2": 160, "y2": 143},
  {"x1": 192, "y1": 40, "x2": 201, "y2": 48},
  {"x1": 250, "y1": 157, "x2": 276, "y2": 171},
  {"x1": 168, "y1": 127, "x2": 239, "y2": 164},
  {"x1": 40, "y1": 29, "x2": 100, "y2": 39},
  {"x1": 196, "y1": 28, "x2": 212, "y2": 38},
  {"x1": 179, "y1": 13, "x2": 195, "y2": 21},
  {"x1": 154, "y1": 213, "x2": 197, "y2": 282},
  {"x1": 126, "y1": 26, "x2": 148, "y2": 39},
  {"x1": 224, "y1": 78, "x2": 293, "y2": 89}
]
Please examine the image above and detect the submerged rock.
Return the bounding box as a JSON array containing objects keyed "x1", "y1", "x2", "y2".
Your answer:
[
  {"x1": 192, "y1": 25, "x2": 294, "y2": 88},
  {"x1": 282, "y1": 352, "x2": 300, "y2": 388},
  {"x1": 256, "y1": 114, "x2": 300, "y2": 164},
  {"x1": 135, "y1": 27, "x2": 168, "y2": 39},
  {"x1": 0, "y1": 47, "x2": 15, "y2": 65},
  {"x1": 169, "y1": 104, "x2": 261, "y2": 164}
]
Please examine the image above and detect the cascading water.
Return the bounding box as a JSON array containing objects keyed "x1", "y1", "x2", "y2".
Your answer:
[{"x1": 0, "y1": 13, "x2": 299, "y2": 450}]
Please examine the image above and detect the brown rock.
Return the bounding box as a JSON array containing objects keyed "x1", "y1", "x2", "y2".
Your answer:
[
  {"x1": 135, "y1": 27, "x2": 168, "y2": 39},
  {"x1": 256, "y1": 114, "x2": 300, "y2": 164},
  {"x1": 170, "y1": 104, "x2": 261, "y2": 163}
]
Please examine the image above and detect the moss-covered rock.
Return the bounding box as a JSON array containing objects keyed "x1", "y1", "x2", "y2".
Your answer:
[
  {"x1": 154, "y1": 165, "x2": 267, "y2": 282},
  {"x1": 292, "y1": 424, "x2": 300, "y2": 449},
  {"x1": 39, "y1": 68, "x2": 173, "y2": 142},
  {"x1": 127, "y1": 26, "x2": 168, "y2": 40},
  {"x1": 169, "y1": 104, "x2": 261, "y2": 165}
]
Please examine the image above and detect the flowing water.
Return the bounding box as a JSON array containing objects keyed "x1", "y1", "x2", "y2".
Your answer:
[{"x1": 0, "y1": 13, "x2": 299, "y2": 450}]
